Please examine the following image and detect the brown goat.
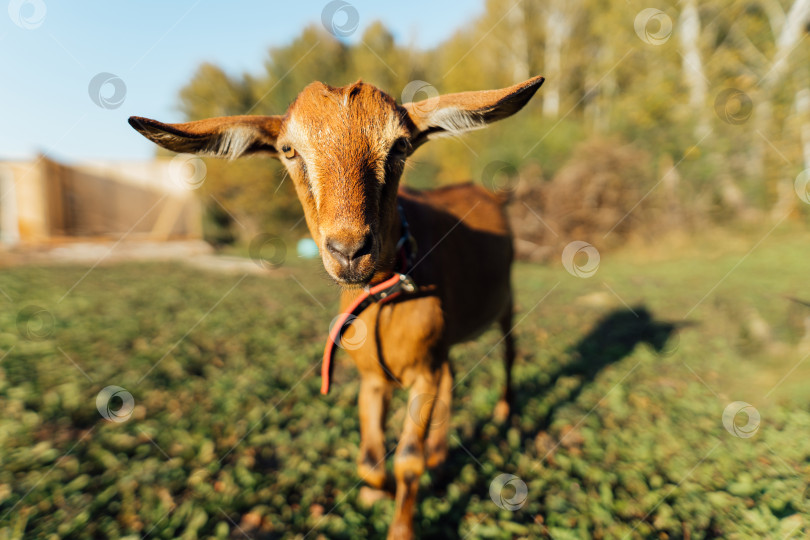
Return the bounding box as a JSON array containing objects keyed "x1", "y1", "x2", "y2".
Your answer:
[{"x1": 129, "y1": 75, "x2": 544, "y2": 540}]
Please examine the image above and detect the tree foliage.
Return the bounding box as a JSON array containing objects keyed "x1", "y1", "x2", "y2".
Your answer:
[{"x1": 175, "y1": 1, "x2": 810, "y2": 244}]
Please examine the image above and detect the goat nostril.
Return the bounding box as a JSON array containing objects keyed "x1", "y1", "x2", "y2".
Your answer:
[
  {"x1": 355, "y1": 233, "x2": 373, "y2": 258},
  {"x1": 325, "y1": 238, "x2": 349, "y2": 266},
  {"x1": 326, "y1": 234, "x2": 373, "y2": 267}
]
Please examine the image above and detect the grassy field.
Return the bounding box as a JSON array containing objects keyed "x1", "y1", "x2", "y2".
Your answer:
[{"x1": 1, "y1": 226, "x2": 809, "y2": 539}]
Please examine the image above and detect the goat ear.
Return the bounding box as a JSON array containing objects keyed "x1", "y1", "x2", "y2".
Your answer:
[
  {"x1": 403, "y1": 75, "x2": 544, "y2": 150},
  {"x1": 128, "y1": 115, "x2": 283, "y2": 159}
]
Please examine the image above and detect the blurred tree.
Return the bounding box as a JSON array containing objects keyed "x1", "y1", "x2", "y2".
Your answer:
[
  {"x1": 251, "y1": 25, "x2": 350, "y2": 115},
  {"x1": 348, "y1": 22, "x2": 402, "y2": 93},
  {"x1": 167, "y1": 0, "x2": 810, "y2": 248},
  {"x1": 679, "y1": 0, "x2": 709, "y2": 137},
  {"x1": 542, "y1": 0, "x2": 581, "y2": 118},
  {"x1": 178, "y1": 63, "x2": 252, "y2": 119}
]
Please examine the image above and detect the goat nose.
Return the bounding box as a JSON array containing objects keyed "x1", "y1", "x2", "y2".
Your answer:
[{"x1": 325, "y1": 233, "x2": 373, "y2": 267}]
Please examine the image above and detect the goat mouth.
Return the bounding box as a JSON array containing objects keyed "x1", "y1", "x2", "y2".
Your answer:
[
  {"x1": 333, "y1": 269, "x2": 375, "y2": 288},
  {"x1": 328, "y1": 265, "x2": 376, "y2": 288},
  {"x1": 335, "y1": 278, "x2": 370, "y2": 289}
]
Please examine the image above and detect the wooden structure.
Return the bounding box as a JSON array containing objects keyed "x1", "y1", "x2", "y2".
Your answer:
[{"x1": 0, "y1": 156, "x2": 202, "y2": 246}]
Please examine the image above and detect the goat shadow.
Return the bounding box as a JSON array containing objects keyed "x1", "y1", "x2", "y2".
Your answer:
[{"x1": 422, "y1": 305, "x2": 686, "y2": 539}]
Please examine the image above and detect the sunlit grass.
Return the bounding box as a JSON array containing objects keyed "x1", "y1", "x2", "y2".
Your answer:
[{"x1": 1, "y1": 225, "x2": 808, "y2": 538}]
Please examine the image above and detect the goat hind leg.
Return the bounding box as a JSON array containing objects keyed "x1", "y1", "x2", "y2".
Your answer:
[
  {"x1": 425, "y1": 362, "x2": 452, "y2": 470},
  {"x1": 494, "y1": 298, "x2": 516, "y2": 423}
]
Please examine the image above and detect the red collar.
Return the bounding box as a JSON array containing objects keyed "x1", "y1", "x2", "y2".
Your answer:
[
  {"x1": 320, "y1": 206, "x2": 417, "y2": 395},
  {"x1": 320, "y1": 272, "x2": 416, "y2": 394}
]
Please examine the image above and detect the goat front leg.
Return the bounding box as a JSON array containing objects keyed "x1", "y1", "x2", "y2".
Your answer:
[
  {"x1": 357, "y1": 374, "x2": 391, "y2": 490},
  {"x1": 388, "y1": 369, "x2": 441, "y2": 540}
]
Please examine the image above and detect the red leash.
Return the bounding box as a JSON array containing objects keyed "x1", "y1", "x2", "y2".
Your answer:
[
  {"x1": 321, "y1": 206, "x2": 418, "y2": 395},
  {"x1": 320, "y1": 272, "x2": 414, "y2": 394}
]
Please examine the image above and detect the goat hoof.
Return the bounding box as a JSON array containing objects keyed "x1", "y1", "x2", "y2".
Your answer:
[
  {"x1": 425, "y1": 443, "x2": 448, "y2": 470},
  {"x1": 358, "y1": 486, "x2": 392, "y2": 507},
  {"x1": 358, "y1": 454, "x2": 388, "y2": 489},
  {"x1": 493, "y1": 399, "x2": 510, "y2": 423},
  {"x1": 387, "y1": 522, "x2": 414, "y2": 540}
]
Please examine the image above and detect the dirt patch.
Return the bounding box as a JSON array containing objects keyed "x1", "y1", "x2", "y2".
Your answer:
[{"x1": 0, "y1": 239, "x2": 275, "y2": 276}]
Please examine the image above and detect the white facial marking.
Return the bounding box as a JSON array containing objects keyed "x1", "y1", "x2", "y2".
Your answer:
[{"x1": 283, "y1": 116, "x2": 325, "y2": 209}]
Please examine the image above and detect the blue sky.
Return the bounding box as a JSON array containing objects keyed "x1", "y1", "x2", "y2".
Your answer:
[{"x1": 0, "y1": 1, "x2": 484, "y2": 161}]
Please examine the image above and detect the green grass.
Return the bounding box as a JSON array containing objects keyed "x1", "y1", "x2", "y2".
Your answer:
[{"x1": 1, "y1": 226, "x2": 809, "y2": 539}]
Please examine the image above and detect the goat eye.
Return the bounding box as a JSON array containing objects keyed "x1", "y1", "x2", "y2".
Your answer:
[
  {"x1": 281, "y1": 145, "x2": 297, "y2": 159},
  {"x1": 391, "y1": 138, "x2": 409, "y2": 157}
]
